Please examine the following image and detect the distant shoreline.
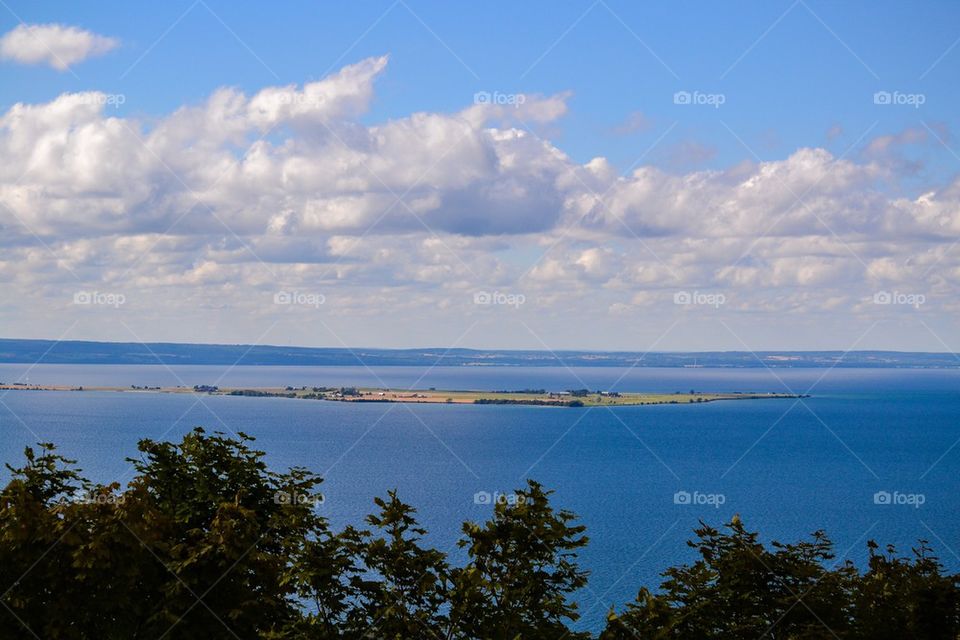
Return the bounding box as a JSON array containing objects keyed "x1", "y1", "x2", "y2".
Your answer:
[
  {"x1": 0, "y1": 383, "x2": 808, "y2": 408},
  {"x1": 1, "y1": 338, "x2": 957, "y2": 369}
]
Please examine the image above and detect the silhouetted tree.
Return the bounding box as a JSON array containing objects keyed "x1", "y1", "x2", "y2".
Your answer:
[
  {"x1": 343, "y1": 492, "x2": 450, "y2": 638},
  {"x1": 2, "y1": 430, "x2": 959, "y2": 639},
  {"x1": 449, "y1": 480, "x2": 591, "y2": 639}
]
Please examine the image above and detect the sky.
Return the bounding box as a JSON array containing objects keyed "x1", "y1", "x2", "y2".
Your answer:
[{"x1": 0, "y1": 0, "x2": 959, "y2": 352}]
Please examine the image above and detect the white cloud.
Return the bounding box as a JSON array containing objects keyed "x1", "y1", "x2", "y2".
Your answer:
[
  {"x1": 0, "y1": 23, "x2": 118, "y2": 70},
  {"x1": 0, "y1": 55, "x2": 959, "y2": 348}
]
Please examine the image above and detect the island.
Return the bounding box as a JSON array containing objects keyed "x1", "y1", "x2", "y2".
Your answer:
[{"x1": 0, "y1": 383, "x2": 807, "y2": 407}]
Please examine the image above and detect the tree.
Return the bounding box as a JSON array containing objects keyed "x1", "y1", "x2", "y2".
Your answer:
[
  {"x1": 0, "y1": 429, "x2": 327, "y2": 639},
  {"x1": 122, "y1": 428, "x2": 327, "y2": 637},
  {"x1": 449, "y1": 480, "x2": 591, "y2": 639},
  {"x1": 851, "y1": 540, "x2": 960, "y2": 639},
  {"x1": 288, "y1": 528, "x2": 361, "y2": 638},
  {"x1": 600, "y1": 587, "x2": 676, "y2": 640},
  {"x1": 602, "y1": 516, "x2": 858, "y2": 639},
  {"x1": 337, "y1": 492, "x2": 451, "y2": 639},
  {"x1": 0, "y1": 444, "x2": 88, "y2": 638},
  {"x1": 2, "y1": 432, "x2": 960, "y2": 639}
]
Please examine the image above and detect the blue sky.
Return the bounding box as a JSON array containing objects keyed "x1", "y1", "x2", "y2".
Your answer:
[
  {"x1": 4, "y1": 0, "x2": 958, "y2": 175},
  {"x1": 1, "y1": 1, "x2": 959, "y2": 351}
]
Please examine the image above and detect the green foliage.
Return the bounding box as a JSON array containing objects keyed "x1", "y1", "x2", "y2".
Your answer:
[
  {"x1": 449, "y1": 480, "x2": 591, "y2": 639},
  {"x1": 342, "y1": 491, "x2": 451, "y2": 638},
  {"x1": 602, "y1": 515, "x2": 960, "y2": 640},
  {"x1": 850, "y1": 540, "x2": 960, "y2": 639},
  {"x1": 1, "y1": 430, "x2": 958, "y2": 639},
  {"x1": 0, "y1": 429, "x2": 326, "y2": 639}
]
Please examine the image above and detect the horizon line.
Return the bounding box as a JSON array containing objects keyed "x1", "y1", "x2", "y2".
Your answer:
[{"x1": 0, "y1": 336, "x2": 955, "y2": 356}]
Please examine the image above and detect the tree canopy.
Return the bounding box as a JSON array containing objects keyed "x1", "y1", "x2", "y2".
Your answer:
[{"x1": 0, "y1": 428, "x2": 957, "y2": 639}]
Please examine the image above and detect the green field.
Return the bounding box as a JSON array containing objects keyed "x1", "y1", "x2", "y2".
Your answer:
[
  {"x1": 234, "y1": 387, "x2": 805, "y2": 407},
  {"x1": 0, "y1": 383, "x2": 806, "y2": 408}
]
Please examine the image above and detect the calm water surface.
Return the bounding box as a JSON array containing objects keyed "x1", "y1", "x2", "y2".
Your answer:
[{"x1": 1, "y1": 364, "x2": 958, "y2": 632}]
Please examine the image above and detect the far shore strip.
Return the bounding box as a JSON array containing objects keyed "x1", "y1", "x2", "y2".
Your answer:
[{"x1": 0, "y1": 384, "x2": 808, "y2": 407}]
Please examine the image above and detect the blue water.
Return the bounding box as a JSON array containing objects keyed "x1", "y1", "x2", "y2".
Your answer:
[{"x1": 1, "y1": 364, "x2": 958, "y2": 632}]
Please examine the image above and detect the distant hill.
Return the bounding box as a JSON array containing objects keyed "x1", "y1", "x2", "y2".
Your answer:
[{"x1": 0, "y1": 338, "x2": 957, "y2": 368}]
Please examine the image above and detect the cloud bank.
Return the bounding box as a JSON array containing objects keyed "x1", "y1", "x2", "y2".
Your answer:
[{"x1": 0, "y1": 56, "x2": 957, "y2": 349}]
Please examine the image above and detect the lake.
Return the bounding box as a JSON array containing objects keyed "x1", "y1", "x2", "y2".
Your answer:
[{"x1": 1, "y1": 364, "x2": 958, "y2": 632}]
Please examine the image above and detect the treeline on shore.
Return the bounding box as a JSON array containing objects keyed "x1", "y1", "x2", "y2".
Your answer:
[
  {"x1": 473, "y1": 397, "x2": 585, "y2": 407},
  {"x1": 1, "y1": 428, "x2": 958, "y2": 639}
]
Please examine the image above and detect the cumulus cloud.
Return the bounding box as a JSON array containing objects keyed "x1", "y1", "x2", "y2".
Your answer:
[
  {"x1": 0, "y1": 55, "x2": 959, "y2": 347},
  {"x1": 0, "y1": 23, "x2": 118, "y2": 70}
]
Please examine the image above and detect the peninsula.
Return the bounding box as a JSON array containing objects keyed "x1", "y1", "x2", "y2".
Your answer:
[{"x1": 0, "y1": 383, "x2": 807, "y2": 407}]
